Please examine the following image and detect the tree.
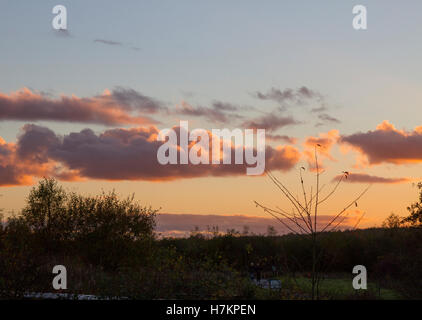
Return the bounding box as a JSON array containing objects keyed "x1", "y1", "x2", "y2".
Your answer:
[
  {"x1": 66, "y1": 191, "x2": 157, "y2": 242},
  {"x1": 21, "y1": 178, "x2": 157, "y2": 244},
  {"x1": 66, "y1": 191, "x2": 157, "y2": 269},
  {"x1": 21, "y1": 177, "x2": 67, "y2": 240},
  {"x1": 255, "y1": 145, "x2": 370, "y2": 299},
  {"x1": 382, "y1": 213, "x2": 401, "y2": 229},
  {"x1": 402, "y1": 182, "x2": 422, "y2": 226},
  {"x1": 267, "y1": 225, "x2": 277, "y2": 237},
  {"x1": 18, "y1": 178, "x2": 158, "y2": 270}
]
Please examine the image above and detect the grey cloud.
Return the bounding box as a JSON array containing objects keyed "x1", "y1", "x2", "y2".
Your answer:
[
  {"x1": 110, "y1": 87, "x2": 166, "y2": 114},
  {"x1": 266, "y1": 134, "x2": 297, "y2": 144},
  {"x1": 318, "y1": 113, "x2": 341, "y2": 124},
  {"x1": 53, "y1": 29, "x2": 72, "y2": 38},
  {"x1": 0, "y1": 88, "x2": 161, "y2": 125},
  {"x1": 172, "y1": 101, "x2": 243, "y2": 123},
  {"x1": 255, "y1": 86, "x2": 323, "y2": 106},
  {"x1": 311, "y1": 106, "x2": 327, "y2": 113},
  {"x1": 241, "y1": 114, "x2": 301, "y2": 132},
  {"x1": 93, "y1": 39, "x2": 123, "y2": 46}
]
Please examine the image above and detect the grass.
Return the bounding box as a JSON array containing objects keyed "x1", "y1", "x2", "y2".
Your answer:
[{"x1": 274, "y1": 274, "x2": 402, "y2": 300}]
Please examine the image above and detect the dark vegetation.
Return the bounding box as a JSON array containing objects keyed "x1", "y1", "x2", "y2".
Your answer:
[{"x1": 0, "y1": 178, "x2": 421, "y2": 299}]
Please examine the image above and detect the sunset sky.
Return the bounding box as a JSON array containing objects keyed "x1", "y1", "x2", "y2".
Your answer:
[{"x1": 1, "y1": 1, "x2": 422, "y2": 234}]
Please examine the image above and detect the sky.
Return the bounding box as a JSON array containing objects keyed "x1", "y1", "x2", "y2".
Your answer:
[{"x1": 1, "y1": 1, "x2": 422, "y2": 234}]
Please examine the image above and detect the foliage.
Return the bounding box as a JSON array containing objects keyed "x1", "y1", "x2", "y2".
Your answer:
[
  {"x1": 21, "y1": 177, "x2": 67, "y2": 241},
  {"x1": 403, "y1": 182, "x2": 422, "y2": 226},
  {"x1": 382, "y1": 213, "x2": 401, "y2": 229},
  {"x1": 1, "y1": 178, "x2": 422, "y2": 299}
]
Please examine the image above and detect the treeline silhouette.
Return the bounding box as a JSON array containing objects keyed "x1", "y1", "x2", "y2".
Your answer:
[{"x1": 0, "y1": 178, "x2": 421, "y2": 299}]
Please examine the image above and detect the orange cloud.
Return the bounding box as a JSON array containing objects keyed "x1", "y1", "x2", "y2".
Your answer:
[
  {"x1": 0, "y1": 87, "x2": 162, "y2": 125},
  {"x1": 0, "y1": 124, "x2": 301, "y2": 186},
  {"x1": 0, "y1": 134, "x2": 79, "y2": 186},
  {"x1": 303, "y1": 129, "x2": 339, "y2": 171},
  {"x1": 332, "y1": 172, "x2": 412, "y2": 184},
  {"x1": 341, "y1": 120, "x2": 422, "y2": 166}
]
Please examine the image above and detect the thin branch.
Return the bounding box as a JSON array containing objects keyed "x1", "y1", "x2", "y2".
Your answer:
[
  {"x1": 300, "y1": 168, "x2": 309, "y2": 212},
  {"x1": 352, "y1": 212, "x2": 366, "y2": 230},
  {"x1": 267, "y1": 170, "x2": 309, "y2": 215},
  {"x1": 314, "y1": 146, "x2": 320, "y2": 233},
  {"x1": 266, "y1": 171, "x2": 313, "y2": 231},
  {"x1": 320, "y1": 185, "x2": 371, "y2": 233},
  {"x1": 317, "y1": 174, "x2": 345, "y2": 205},
  {"x1": 254, "y1": 201, "x2": 305, "y2": 235},
  {"x1": 329, "y1": 211, "x2": 351, "y2": 232}
]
